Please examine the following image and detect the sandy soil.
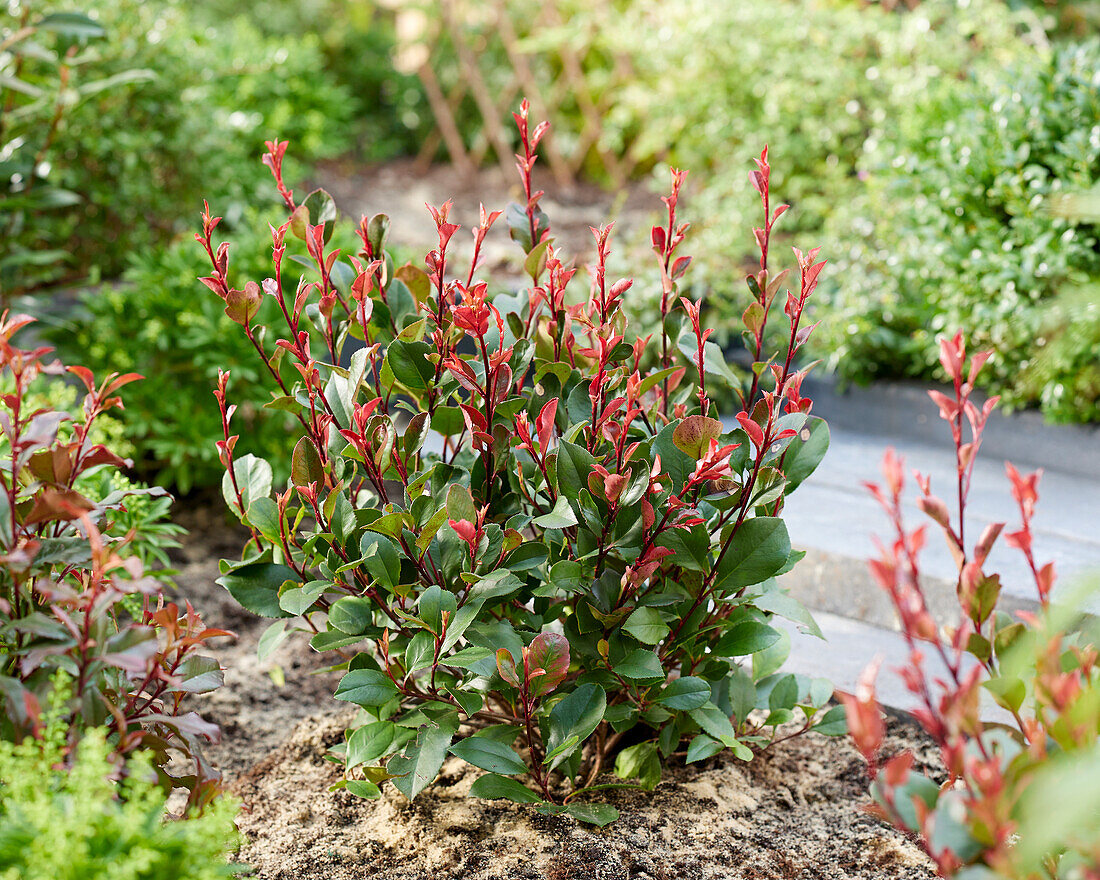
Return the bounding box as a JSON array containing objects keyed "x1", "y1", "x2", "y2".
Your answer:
[{"x1": 172, "y1": 506, "x2": 938, "y2": 880}]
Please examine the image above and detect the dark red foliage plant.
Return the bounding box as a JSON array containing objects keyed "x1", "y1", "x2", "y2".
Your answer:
[
  {"x1": 0, "y1": 313, "x2": 229, "y2": 807},
  {"x1": 204, "y1": 101, "x2": 842, "y2": 825},
  {"x1": 843, "y1": 333, "x2": 1100, "y2": 877}
]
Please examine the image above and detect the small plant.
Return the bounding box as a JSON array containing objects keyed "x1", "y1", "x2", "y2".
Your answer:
[
  {"x1": 842, "y1": 332, "x2": 1100, "y2": 877},
  {"x1": 0, "y1": 679, "x2": 240, "y2": 880},
  {"x1": 0, "y1": 313, "x2": 228, "y2": 806},
  {"x1": 207, "y1": 102, "x2": 841, "y2": 823}
]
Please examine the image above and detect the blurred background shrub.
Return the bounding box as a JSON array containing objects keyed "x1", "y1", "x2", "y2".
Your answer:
[
  {"x1": 6, "y1": 0, "x2": 353, "y2": 291},
  {"x1": 819, "y1": 38, "x2": 1100, "y2": 422}
]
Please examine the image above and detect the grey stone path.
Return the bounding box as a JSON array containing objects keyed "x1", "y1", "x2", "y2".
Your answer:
[{"x1": 778, "y1": 419, "x2": 1100, "y2": 713}]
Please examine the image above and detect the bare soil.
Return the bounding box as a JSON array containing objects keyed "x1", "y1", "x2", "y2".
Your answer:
[
  {"x1": 313, "y1": 157, "x2": 657, "y2": 275},
  {"x1": 173, "y1": 506, "x2": 937, "y2": 880}
]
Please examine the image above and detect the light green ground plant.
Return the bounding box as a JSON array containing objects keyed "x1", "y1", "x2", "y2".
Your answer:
[{"x1": 0, "y1": 681, "x2": 240, "y2": 880}]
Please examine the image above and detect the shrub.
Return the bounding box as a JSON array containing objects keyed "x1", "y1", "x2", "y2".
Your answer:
[
  {"x1": 0, "y1": 682, "x2": 239, "y2": 880},
  {"x1": 820, "y1": 40, "x2": 1100, "y2": 423},
  {"x1": 0, "y1": 8, "x2": 153, "y2": 297},
  {"x1": 191, "y1": 0, "x2": 431, "y2": 162},
  {"x1": 0, "y1": 313, "x2": 228, "y2": 805},
  {"x1": 48, "y1": 208, "x2": 362, "y2": 492},
  {"x1": 842, "y1": 332, "x2": 1100, "y2": 876},
  {"x1": 12, "y1": 0, "x2": 353, "y2": 285},
  {"x1": 206, "y1": 104, "x2": 844, "y2": 822}
]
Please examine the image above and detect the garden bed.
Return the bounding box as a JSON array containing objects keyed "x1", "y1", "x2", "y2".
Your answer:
[{"x1": 175, "y1": 506, "x2": 937, "y2": 880}]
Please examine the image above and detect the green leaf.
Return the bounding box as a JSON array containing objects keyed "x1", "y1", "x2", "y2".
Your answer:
[
  {"x1": 310, "y1": 630, "x2": 363, "y2": 652},
  {"x1": 440, "y1": 645, "x2": 493, "y2": 668},
  {"x1": 222, "y1": 454, "x2": 272, "y2": 517},
  {"x1": 37, "y1": 11, "x2": 105, "y2": 38},
  {"x1": 563, "y1": 803, "x2": 619, "y2": 826},
  {"x1": 686, "y1": 734, "x2": 723, "y2": 763},
  {"x1": 419, "y1": 584, "x2": 458, "y2": 635},
  {"x1": 614, "y1": 649, "x2": 664, "y2": 682},
  {"x1": 217, "y1": 562, "x2": 298, "y2": 618},
  {"x1": 714, "y1": 620, "x2": 782, "y2": 657},
  {"x1": 546, "y1": 684, "x2": 606, "y2": 769},
  {"x1": 613, "y1": 741, "x2": 660, "y2": 789},
  {"x1": 446, "y1": 483, "x2": 477, "y2": 523},
  {"x1": 524, "y1": 238, "x2": 551, "y2": 279},
  {"x1": 712, "y1": 518, "x2": 791, "y2": 594},
  {"x1": 404, "y1": 631, "x2": 435, "y2": 675},
  {"x1": 755, "y1": 587, "x2": 823, "y2": 639},
  {"x1": 623, "y1": 607, "x2": 670, "y2": 646},
  {"x1": 386, "y1": 340, "x2": 435, "y2": 391},
  {"x1": 345, "y1": 780, "x2": 382, "y2": 799},
  {"x1": 813, "y1": 705, "x2": 848, "y2": 736},
  {"x1": 347, "y1": 721, "x2": 397, "y2": 768},
  {"x1": 768, "y1": 674, "x2": 799, "y2": 711},
  {"x1": 449, "y1": 737, "x2": 527, "y2": 775},
  {"x1": 360, "y1": 533, "x2": 401, "y2": 589},
  {"x1": 468, "y1": 774, "x2": 544, "y2": 804},
  {"x1": 246, "y1": 497, "x2": 281, "y2": 542},
  {"x1": 302, "y1": 188, "x2": 337, "y2": 243},
  {"x1": 753, "y1": 628, "x2": 792, "y2": 679},
  {"x1": 689, "y1": 703, "x2": 737, "y2": 744},
  {"x1": 505, "y1": 542, "x2": 548, "y2": 572},
  {"x1": 334, "y1": 669, "x2": 399, "y2": 707},
  {"x1": 257, "y1": 620, "x2": 290, "y2": 662},
  {"x1": 279, "y1": 579, "x2": 328, "y2": 617},
  {"x1": 329, "y1": 596, "x2": 375, "y2": 635},
  {"x1": 656, "y1": 676, "x2": 710, "y2": 711},
  {"x1": 468, "y1": 569, "x2": 525, "y2": 602},
  {"x1": 389, "y1": 721, "x2": 455, "y2": 801},
  {"x1": 172, "y1": 655, "x2": 224, "y2": 694},
  {"x1": 532, "y1": 495, "x2": 578, "y2": 529},
  {"x1": 556, "y1": 440, "x2": 597, "y2": 504},
  {"x1": 780, "y1": 417, "x2": 829, "y2": 491}
]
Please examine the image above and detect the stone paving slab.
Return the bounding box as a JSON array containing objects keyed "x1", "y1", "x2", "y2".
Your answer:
[{"x1": 782, "y1": 425, "x2": 1100, "y2": 605}]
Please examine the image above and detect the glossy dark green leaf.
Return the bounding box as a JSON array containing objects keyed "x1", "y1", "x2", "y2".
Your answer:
[
  {"x1": 655, "y1": 676, "x2": 710, "y2": 711},
  {"x1": 449, "y1": 737, "x2": 527, "y2": 775},
  {"x1": 468, "y1": 773, "x2": 544, "y2": 804},
  {"x1": 334, "y1": 669, "x2": 399, "y2": 707},
  {"x1": 712, "y1": 517, "x2": 791, "y2": 593},
  {"x1": 389, "y1": 721, "x2": 455, "y2": 801},
  {"x1": 546, "y1": 683, "x2": 606, "y2": 769},
  {"x1": 217, "y1": 562, "x2": 298, "y2": 618}
]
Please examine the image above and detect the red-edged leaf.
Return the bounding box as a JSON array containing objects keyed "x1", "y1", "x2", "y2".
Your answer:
[
  {"x1": 496, "y1": 648, "x2": 520, "y2": 687},
  {"x1": 527, "y1": 632, "x2": 569, "y2": 697}
]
